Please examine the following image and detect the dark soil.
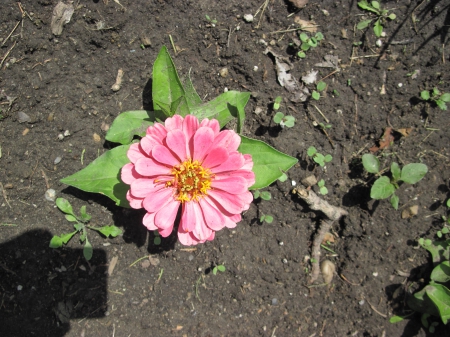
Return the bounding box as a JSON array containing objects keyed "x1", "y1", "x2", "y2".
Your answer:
[{"x1": 1, "y1": 0, "x2": 450, "y2": 336}]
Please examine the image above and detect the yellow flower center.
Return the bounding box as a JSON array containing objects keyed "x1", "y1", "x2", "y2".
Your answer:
[{"x1": 166, "y1": 159, "x2": 213, "y2": 203}]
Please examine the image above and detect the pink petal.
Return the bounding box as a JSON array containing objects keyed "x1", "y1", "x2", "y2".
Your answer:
[
  {"x1": 241, "y1": 191, "x2": 253, "y2": 211},
  {"x1": 199, "y1": 198, "x2": 225, "y2": 231},
  {"x1": 212, "y1": 130, "x2": 240, "y2": 152},
  {"x1": 159, "y1": 225, "x2": 174, "y2": 237},
  {"x1": 165, "y1": 129, "x2": 187, "y2": 162},
  {"x1": 183, "y1": 115, "x2": 199, "y2": 142},
  {"x1": 193, "y1": 127, "x2": 214, "y2": 162},
  {"x1": 216, "y1": 169, "x2": 255, "y2": 187},
  {"x1": 121, "y1": 163, "x2": 142, "y2": 185},
  {"x1": 155, "y1": 199, "x2": 180, "y2": 229},
  {"x1": 177, "y1": 228, "x2": 199, "y2": 246},
  {"x1": 223, "y1": 213, "x2": 241, "y2": 228},
  {"x1": 143, "y1": 212, "x2": 157, "y2": 230},
  {"x1": 130, "y1": 178, "x2": 159, "y2": 198},
  {"x1": 191, "y1": 202, "x2": 213, "y2": 241},
  {"x1": 211, "y1": 176, "x2": 248, "y2": 194},
  {"x1": 206, "y1": 231, "x2": 215, "y2": 241},
  {"x1": 135, "y1": 157, "x2": 171, "y2": 177},
  {"x1": 180, "y1": 202, "x2": 196, "y2": 233},
  {"x1": 242, "y1": 154, "x2": 254, "y2": 170},
  {"x1": 127, "y1": 143, "x2": 144, "y2": 163},
  {"x1": 152, "y1": 144, "x2": 180, "y2": 167},
  {"x1": 165, "y1": 115, "x2": 183, "y2": 131},
  {"x1": 200, "y1": 118, "x2": 220, "y2": 135},
  {"x1": 146, "y1": 122, "x2": 167, "y2": 139},
  {"x1": 140, "y1": 135, "x2": 162, "y2": 156},
  {"x1": 207, "y1": 190, "x2": 246, "y2": 214},
  {"x1": 142, "y1": 187, "x2": 174, "y2": 213},
  {"x1": 210, "y1": 152, "x2": 245, "y2": 174},
  {"x1": 126, "y1": 190, "x2": 144, "y2": 209},
  {"x1": 202, "y1": 146, "x2": 229, "y2": 168}
]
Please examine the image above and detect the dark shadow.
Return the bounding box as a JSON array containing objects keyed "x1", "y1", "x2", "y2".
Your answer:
[
  {"x1": 142, "y1": 78, "x2": 153, "y2": 111},
  {"x1": 0, "y1": 229, "x2": 107, "y2": 337},
  {"x1": 342, "y1": 184, "x2": 372, "y2": 210}
]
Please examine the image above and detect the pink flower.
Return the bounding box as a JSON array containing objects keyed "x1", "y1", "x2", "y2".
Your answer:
[{"x1": 121, "y1": 115, "x2": 255, "y2": 245}]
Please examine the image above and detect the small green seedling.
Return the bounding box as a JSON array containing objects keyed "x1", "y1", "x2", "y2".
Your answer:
[
  {"x1": 312, "y1": 81, "x2": 327, "y2": 100},
  {"x1": 212, "y1": 264, "x2": 226, "y2": 275},
  {"x1": 273, "y1": 96, "x2": 283, "y2": 110},
  {"x1": 273, "y1": 112, "x2": 295, "y2": 128},
  {"x1": 362, "y1": 154, "x2": 428, "y2": 210},
  {"x1": 253, "y1": 190, "x2": 272, "y2": 200},
  {"x1": 297, "y1": 32, "x2": 324, "y2": 58},
  {"x1": 307, "y1": 146, "x2": 333, "y2": 167},
  {"x1": 278, "y1": 172, "x2": 288, "y2": 182},
  {"x1": 153, "y1": 230, "x2": 161, "y2": 245},
  {"x1": 205, "y1": 15, "x2": 218, "y2": 27},
  {"x1": 259, "y1": 214, "x2": 274, "y2": 224},
  {"x1": 420, "y1": 88, "x2": 450, "y2": 111},
  {"x1": 317, "y1": 179, "x2": 328, "y2": 195},
  {"x1": 441, "y1": 199, "x2": 450, "y2": 226},
  {"x1": 357, "y1": 0, "x2": 396, "y2": 37},
  {"x1": 50, "y1": 198, "x2": 122, "y2": 260}
]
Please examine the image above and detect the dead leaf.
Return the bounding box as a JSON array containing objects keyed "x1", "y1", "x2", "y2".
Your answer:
[
  {"x1": 369, "y1": 127, "x2": 394, "y2": 153},
  {"x1": 401, "y1": 205, "x2": 419, "y2": 219},
  {"x1": 293, "y1": 17, "x2": 317, "y2": 33},
  {"x1": 51, "y1": 2, "x2": 74, "y2": 36},
  {"x1": 108, "y1": 256, "x2": 119, "y2": 276},
  {"x1": 93, "y1": 133, "x2": 101, "y2": 143},
  {"x1": 315, "y1": 55, "x2": 340, "y2": 69},
  {"x1": 288, "y1": 0, "x2": 309, "y2": 8},
  {"x1": 396, "y1": 127, "x2": 413, "y2": 137}
]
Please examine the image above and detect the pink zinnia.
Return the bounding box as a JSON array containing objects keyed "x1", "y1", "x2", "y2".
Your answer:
[{"x1": 121, "y1": 115, "x2": 255, "y2": 245}]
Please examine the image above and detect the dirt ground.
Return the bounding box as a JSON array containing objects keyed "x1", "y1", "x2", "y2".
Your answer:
[{"x1": 1, "y1": 0, "x2": 450, "y2": 336}]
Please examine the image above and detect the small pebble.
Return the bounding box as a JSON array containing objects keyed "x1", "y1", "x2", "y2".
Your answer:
[
  {"x1": 376, "y1": 39, "x2": 382, "y2": 47},
  {"x1": 271, "y1": 298, "x2": 278, "y2": 305},
  {"x1": 243, "y1": 14, "x2": 254, "y2": 22},
  {"x1": 359, "y1": 300, "x2": 365, "y2": 305},
  {"x1": 253, "y1": 66, "x2": 258, "y2": 72},
  {"x1": 57, "y1": 134, "x2": 64, "y2": 141},
  {"x1": 54, "y1": 156, "x2": 62, "y2": 165},
  {"x1": 17, "y1": 111, "x2": 31, "y2": 123},
  {"x1": 398, "y1": 83, "x2": 403, "y2": 87},
  {"x1": 63, "y1": 130, "x2": 70, "y2": 137},
  {"x1": 188, "y1": 255, "x2": 194, "y2": 261},
  {"x1": 279, "y1": 241, "x2": 284, "y2": 246},
  {"x1": 291, "y1": 180, "x2": 297, "y2": 186},
  {"x1": 45, "y1": 189, "x2": 56, "y2": 202},
  {"x1": 282, "y1": 258, "x2": 288, "y2": 264},
  {"x1": 17, "y1": 285, "x2": 23, "y2": 291}
]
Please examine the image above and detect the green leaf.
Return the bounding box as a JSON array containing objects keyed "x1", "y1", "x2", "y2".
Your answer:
[
  {"x1": 56, "y1": 198, "x2": 76, "y2": 217},
  {"x1": 357, "y1": 19, "x2": 372, "y2": 30},
  {"x1": 318, "y1": 179, "x2": 325, "y2": 187},
  {"x1": 440, "y1": 93, "x2": 450, "y2": 102},
  {"x1": 273, "y1": 96, "x2": 282, "y2": 110},
  {"x1": 311, "y1": 91, "x2": 320, "y2": 100},
  {"x1": 362, "y1": 154, "x2": 380, "y2": 173},
  {"x1": 371, "y1": 1, "x2": 380, "y2": 10},
  {"x1": 217, "y1": 265, "x2": 226, "y2": 272},
  {"x1": 190, "y1": 91, "x2": 250, "y2": 130},
  {"x1": 260, "y1": 191, "x2": 272, "y2": 200},
  {"x1": 431, "y1": 261, "x2": 450, "y2": 283},
  {"x1": 264, "y1": 215, "x2": 274, "y2": 223},
  {"x1": 301, "y1": 42, "x2": 310, "y2": 51},
  {"x1": 297, "y1": 51, "x2": 306, "y2": 58},
  {"x1": 170, "y1": 95, "x2": 190, "y2": 117},
  {"x1": 317, "y1": 81, "x2": 327, "y2": 92},
  {"x1": 388, "y1": 13, "x2": 396, "y2": 20},
  {"x1": 300, "y1": 33, "x2": 309, "y2": 42},
  {"x1": 49, "y1": 231, "x2": 77, "y2": 248},
  {"x1": 319, "y1": 186, "x2": 328, "y2": 195},
  {"x1": 307, "y1": 146, "x2": 317, "y2": 157},
  {"x1": 308, "y1": 37, "x2": 318, "y2": 48},
  {"x1": 391, "y1": 162, "x2": 401, "y2": 182},
  {"x1": 389, "y1": 315, "x2": 404, "y2": 323},
  {"x1": 436, "y1": 100, "x2": 447, "y2": 111},
  {"x1": 83, "y1": 239, "x2": 93, "y2": 261},
  {"x1": 96, "y1": 225, "x2": 123, "y2": 238},
  {"x1": 152, "y1": 46, "x2": 185, "y2": 116},
  {"x1": 400, "y1": 163, "x2": 428, "y2": 184},
  {"x1": 65, "y1": 214, "x2": 78, "y2": 222},
  {"x1": 238, "y1": 136, "x2": 298, "y2": 190},
  {"x1": 154, "y1": 236, "x2": 161, "y2": 245},
  {"x1": 371, "y1": 176, "x2": 395, "y2": 199},
  {"x1": 315, "y1": 32, "x2": 324, "y2": 41},
  {"x1": 183, "y1": 73, "x2": 203, "y2": 109},
  {"x1": 252, "y1": 190, "x2": 261, "y2": 199},
  {"x1": 105, "y1": 110, "x2": 157, "y2": 145},
  {"x1": 358, "y1": 1, "x2": 379, "y2": 13},
  {"x1": 324, "y1": 154, "x2": 333, "y2": 162},
  {"x1": 447, "y1": 199, "x2": 450, "y2": 208},
  {"x1": 278, "y1": 172, "x2": 288, "y2": 182},
  {"x1": 421, "y1": 240, "x2": 449, "y2": 264},
  {"x1": 420, "y1": 90, "x2": 430, "y2": 100},
  {"x1": 283, "y1": 116, "x2": 295, "y2": 128},
  {"x1": 373, "y1": 19, "x2": 383, "y2": 37},
  {"x1": 273, "y1": 111, "x2": 284, "y2": 124},
  {"x1": 425, "y1": 284, "x2": 450, "y2": 324},
  {"x1": 60, "y1": 145, "x2": 131, "y2": 207},
  {"x1": 390, "y1": 194, "x2": 399, "y2": 210},
  {"x1": 79, "y1": 205, "x2": 91, "y2": 222},
  {"x1": 313, "y1": 153, "x2": 325, "y2": 166}
]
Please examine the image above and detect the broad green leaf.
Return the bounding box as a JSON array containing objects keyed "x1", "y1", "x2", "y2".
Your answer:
[
  {"x1": 431, "y1": 261, "x2": 450, "y2": 283},
  {"x1": 60, "y1": 145, "x2": 131, "y2": 207},
  {"x1": 357, "y1": 19, "x2": 372, "y2": 30},
  {"x1": 400, "y1": 163, "x2": 427, "y2": 184},
  {"x1": 317, "y1": 81, "x2": 327, "y2": 91},
  {"x1": 371, "y1": 176, "x2": 395, "y2": 199},
  {"x1": 264, "y1": 215, "x2": 274, "y2": 223},
  {"x1": 408, "y1": 287, "x2": 441, "y2": 319},
  {"x1": 217, "y1": 265, "x2": 226, "y2": 272},
  {"x1": 425, "y1": 284, "x2": 450, "y2": 324},
  {"x1": 390, "y1": 194, "x2": 399, "y2": 210},
  {"x1": 56, "y1": 198, "x2": 75, "y2": 217},
  {"x1": 301, "y1": 43, "x2": 310, "y2": 51},
  {"x1": 358, "y1": 1, "x2": 379, "y2": 13},
  {"x1": 436, "y1": 100, "x2": 447, "y2": 111},
  {"x1": 49, "y1": 231, "x2": 77, "y2": 248},
  {"x1": 97, "y1": 225, "x2": 123, "y2": 238},
  {"x1": 421, "y1": 240, "x2": 450, "y2": 264},
  {"x1": 420, "y1": 90, "x2": 430, "y2": 100},
  {"x1": 391, "y1": 162, "x2": 401, "y2": 181},
  {"x1": 83, "y1": 239, "x2": 93, "y2": 261},
  {"x1": 65, "y1": 214, "x2": 78, "y2": 222},
  {"x1": 371, "y1": 1, "x2": 380, "y2": 10},
  {"x1": 389, "y1": 315, "x2": 404, "y2": 323},
  {"x1": 170, "y1": 95, "x2": 190, "y2": 117},
  {"x1": 190, "y1": 91, "x2": 250, "y2": 129},
  {"x1": 373, "y1": 19, "x2": 383, "y2": 37},
  {"x1": 79, "y1": 205, "x2": 91, "y2": 222},
  {"x1": 299, "y1": 32, "x2": 309, "y2": 42},
  {"x1": 74, "y1": 223, "x2": 83, "y2": 231},
  {"x1": 105, "y1": 110, "x2": 156, "y2": 145},
  {"x1": 152, "y1": 46, "x2": 185, "y2": 115},
  {"x1": 183, "y1": 73, "x2": 203, "y2": 109},
  {"x1": 440, "y1": 93, "x2": 450, "y2": 102},
  {"x1": 238, "y1": 136, "x2": 298, "y2": 189}
]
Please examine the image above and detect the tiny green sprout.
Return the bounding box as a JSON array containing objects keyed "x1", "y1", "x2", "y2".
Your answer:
[
  {"x1": 357, "y1": 1, "x2": 396, "y2": 37},
  {"x1": 311, "y1": 82, "x2": 326, "y2": 100},
  {"x1": 318, "y1": 122, "x2": 332, "y2": 130},
  {"x1": 298, "y1": 31, "x2": 324, "y2": 55},
  {"x1": 332, "y1": 89, "x2": 340, "y2": 97},
  {"x1": 347, "y1": 79, "x2": 352, "y2": 86},
  {"x1": 420, "y1": 87, "x2": 450, "y2": 111},
  {"x1": 205, "y1": 15, "x2": 218, "y2": 26},
  {"x1": 362, "y1": 154, "x2": 428, "y2": 210},
  {"x1": 50, "y1": 198, "x2": 122, "y2": 261},
  {"x1": 259, "y1": 214, "x2": 274, "y2": 224},
  {"x1": 212, "y1": 264, "x2": 226, "y2": 275},
  {"x1": 297, "y1": 51, "x2": 306, "y2": 58},
  {"x1": 153, "y1": 230, "x2": 161, "y2": 245},
  {"x1": 273, "y1": 96, "x2": 283, "y2": 110},
  {"x1": 273, "y1": 112, "x2": 295, "y2": 128},
  {"x1": 307, "y1": 146, "x2": 333, "y2": 167},
  {"x1": 140, "y1": 44, "x2": 145, "y2": 50},
  {"x1": 252, "y1": 190, "x2": 271, "y2": 200},
  {"x1": 317, "y1": 179, "x2": 328, "y2": 195}
]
